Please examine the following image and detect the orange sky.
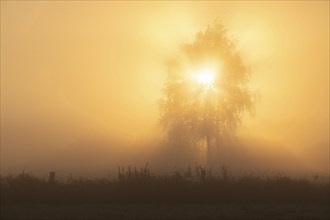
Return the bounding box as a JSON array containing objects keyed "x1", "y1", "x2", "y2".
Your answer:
[{"x1": 1, "y1": 1, "x2": 329, "y2": 175}]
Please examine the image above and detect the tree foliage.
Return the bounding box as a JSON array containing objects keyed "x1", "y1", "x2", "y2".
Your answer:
[{"x1": 159, "y1": 21, "x2": 256, "y2": 165}]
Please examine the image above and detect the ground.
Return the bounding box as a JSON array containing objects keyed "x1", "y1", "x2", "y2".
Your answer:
[{"x1": 1, "y1": 204, "x2": 329, "y2": 220}]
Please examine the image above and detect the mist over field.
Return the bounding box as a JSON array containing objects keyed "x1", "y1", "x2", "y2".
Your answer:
[
  {"x1": 1, "y1": 2, "x2": 329, "y2": 220},
  {"x1": 1, "y1": 1, "x2": 329, "y2": 178}
]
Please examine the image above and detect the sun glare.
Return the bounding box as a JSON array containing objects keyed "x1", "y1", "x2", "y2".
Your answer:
[{"x1": 194, "y1": 68, "x2": 215, "y2": 87}]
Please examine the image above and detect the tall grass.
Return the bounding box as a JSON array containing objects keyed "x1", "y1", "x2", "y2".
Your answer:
[{"x1": 1, "y1": 165, "x2": 329, "y2": 204}]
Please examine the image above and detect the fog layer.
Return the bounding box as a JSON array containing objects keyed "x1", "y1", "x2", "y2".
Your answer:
[{"x1": 1, "y1": 1, "x2": 329, "y2": 176}]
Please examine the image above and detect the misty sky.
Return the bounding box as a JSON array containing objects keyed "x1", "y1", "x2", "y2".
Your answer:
[{"x1": 1, "y1": 1, "x2": 329, "y2": 175}]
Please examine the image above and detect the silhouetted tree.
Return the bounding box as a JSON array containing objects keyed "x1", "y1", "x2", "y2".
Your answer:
[{"x1": 159, "y1": 21, "x2": 256, "y2": 167}]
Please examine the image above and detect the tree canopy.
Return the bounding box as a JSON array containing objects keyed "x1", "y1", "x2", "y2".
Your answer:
[{"x1": 159, "y1": 21, "x2": 256, "y2": 166}]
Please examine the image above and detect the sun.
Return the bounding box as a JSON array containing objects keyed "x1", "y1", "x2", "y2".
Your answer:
[{"x1": 194, "y1": 68, "x2": 215, "y2": 87}]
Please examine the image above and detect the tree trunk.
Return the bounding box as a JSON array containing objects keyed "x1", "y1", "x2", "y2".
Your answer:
[{"x1": 206, "y1": 134, "x2": 212, "y2": 169}]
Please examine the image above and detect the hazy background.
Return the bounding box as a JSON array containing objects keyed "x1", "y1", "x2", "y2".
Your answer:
[{"x1": 1, "y1": 1, "x2": 329, "y2": 177}]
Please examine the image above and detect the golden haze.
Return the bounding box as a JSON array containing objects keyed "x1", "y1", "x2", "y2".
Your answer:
[{"x1": 1, "y1": 1, "x2": 329, "y2": 175}]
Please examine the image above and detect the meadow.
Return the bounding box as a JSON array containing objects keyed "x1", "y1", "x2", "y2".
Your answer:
[{"x1": 1, "y1": 166, "x2": 329, "y2": 219}]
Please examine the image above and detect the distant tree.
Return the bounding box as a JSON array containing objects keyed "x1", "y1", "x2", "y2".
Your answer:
[{"x1": 159, "y1": 21, "x2": 257, "y2": 167}]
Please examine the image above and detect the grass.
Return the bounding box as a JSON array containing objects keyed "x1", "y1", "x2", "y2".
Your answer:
[
  {"x1": 1, "y1": 165, "x2": 329, "y2": 205},
  {"x1": 1, "y1": 166, "x2": 329, "y2": 219}
]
